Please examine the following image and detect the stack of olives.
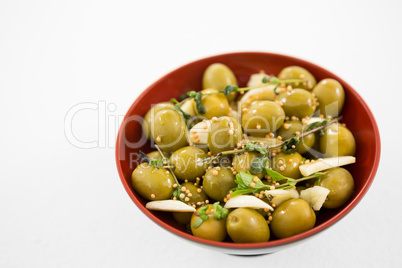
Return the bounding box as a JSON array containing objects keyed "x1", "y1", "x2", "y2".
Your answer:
[{"x1": 131, "y1": 63, "x2": 356, "y2": 243}]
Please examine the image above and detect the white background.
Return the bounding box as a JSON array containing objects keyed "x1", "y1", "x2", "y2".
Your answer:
[{"x1": 1, "y1": 0, "x2": 401, "y2": 267}]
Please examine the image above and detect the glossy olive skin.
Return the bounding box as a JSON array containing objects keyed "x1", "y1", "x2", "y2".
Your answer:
[
  {"x1": 270, "y1": 199, "x2": 316, "y2": 239},
  {"x1": 190, "y1": 204, "x2": 227, "y2": 242},
  {"x1": 277, "y1": 120, "x2": 315, "y2": 154},
  {"x1": 239, "y1": 86, "x2": 277, "y2": 110},
  {"x1": 194, "y1": 89, "x2": 229, "y2": 120},
  {"x1": 152, "y1": 109, "x2": 188, "y2": 154},
  {"x1": 131, "y1": 163, "x2": 174, "y2": 201},
  {"x1": 315, "y1": 167, "x2": 354, "y2": 209},
  {"x1": 241, "y1": 100, "x2": 285, "y2": 137},
  {"x1": 232, "y1": 152, "x2": 265, "y2": 179},
  {"x1": 313, "y1": 78, "x2": 345, "y2": 118},
  {"x1": 226, "y1": 208, "x2": 270, "y2": 243},
  {"x1": 271, "y1": 152, "x2": 303, "y2": 179},
  {"x1": 142, "y1": 102, "x2": 174, "y2": 140},
  {"x1": 319, "y1": 124, "x2": 356, "y2": 157},
  {"x1": 172, "y1": 182, "x2": 207, "y2": 225},
  {"x1": 203, "y1": 63, "x2": 238, "y2": 102},
  {"x1": 203, "y1": 167, "x2": 237, "y2": 201},
  {"x1": 170, "y1": 146, "x2": 208, "y2": 182},
  {"x1": 146, "y1": 150, "x2": 169, "y2": 161},
  {"x1": 208, "y1": 116, "x2": 242, "y2": 155},
  {"x1": 278, "y1": 66, "x2": 317, "y2": 91},
  {"x1": 275, "y1": 89, "x2": 317, "y2": 119}
]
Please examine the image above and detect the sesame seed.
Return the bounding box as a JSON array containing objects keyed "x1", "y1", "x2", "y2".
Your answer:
[
  {"x1": 184, "y1": 197, "x2": 190, "y2": 202},
  {"x1": 156, "y1": 136, "x2": 161, "y2": 142},
  {"x1": 179, "y1": 193, "x2": 185, "y2": 199},
  {"x1": 151, "y1": 194, "x2": 156, "y2": 199},
  {"x1": 197, "y1": 188, "x2": 202, "y2": 193},
  {"x1": 250, "y1": 183, "x2": 256, "y2": 188},
  {"x1": 253, "y1": 177, "x2": 258, "y2": 182},
  {"x1": 212, "y1": 170, "x2": 218, "y2": 176}
]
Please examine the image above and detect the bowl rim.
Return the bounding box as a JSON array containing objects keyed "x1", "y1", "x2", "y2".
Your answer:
[{"x1": 115, "y1": 51, "x2": 381, "y2": 249}]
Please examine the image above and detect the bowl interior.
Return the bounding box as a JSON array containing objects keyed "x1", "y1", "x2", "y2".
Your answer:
[{"x1": 116, "y1": 52, "x2": 380, "y2": 251}]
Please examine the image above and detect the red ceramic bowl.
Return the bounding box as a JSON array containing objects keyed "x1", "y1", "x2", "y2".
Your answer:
[{"x1": 115, "y1": 52, "x2": 381, "y2": 255}]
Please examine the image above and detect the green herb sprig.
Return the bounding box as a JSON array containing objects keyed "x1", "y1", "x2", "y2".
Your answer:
[
  {"x1": 230, "y1": 171, "x2": 324, "y2": 197},
  {"x1": 192, "y1": 202, "x2": 228, "y2": 228}
]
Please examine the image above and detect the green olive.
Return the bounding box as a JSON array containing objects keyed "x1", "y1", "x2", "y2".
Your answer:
[
  {"x1": 190, "y1": 204, "x2": 227, "y2": 242},
  {"x1": 146, "y1": 150, "x2": 169, "y2": 161},
  {"x1": 208, "y1": 116, "x2": 242, "y2": 155},
  {"x1": 241, "y1": 101, "x2": 285, "y2": 137},
  {"x1": 278, "y1": 66, "x2": 317, "y2": 91},
  {"x1": 319, "y1": 124, "x2": 356, "y2": 157},
  {"x1": 172, "y1": 182, "x2": 207, "y2": 225},
  {"x1": 170, "y1": 146, "x2": 208, "y2": 182},
  {"x1": 226, "y1": 208, "x2": 270, "y2": 243},
  {"x1": 203, "y1": 167, "x2": 237, "y2": 201},
  {"x1": 152, "y1": 109, "x2": 188, "y2": 154},
  {"x1": 203, "y1": 63, "x2": 238, "y2": 102},
  {"x1": 142, "y1": 102, "x2": 174, "y2": 140},
  {"x1": 194, "y1": 89, "x2": 229, "y2": 120},
  {"x1": 276, "y1": 120, "x2": 315, "y2": 154},
  {"x1": 271, "y1": 152, "x2": 303, "y2": 179},
  {"x1": 270, "y1": 199, "x2": 316, "y2": 239},
  {"x1": 275, "y1": 89, "x2": 317, "y2": 119},
  {"x1": 315, "y1": 167, "x2": 354, "y2": 209},
  {"x1": 131, "y1": 163, "x2": 174, "y2": 201},
  {"x1": 312, "y1": 78, "x2": 345, "y2": 118},
  {"x1": 232, "y1": 152, "x2": 265, "y2": 179}
]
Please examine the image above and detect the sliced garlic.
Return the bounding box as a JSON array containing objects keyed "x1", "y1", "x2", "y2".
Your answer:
[
  {"x1": 224, "y1": 195, "x2": 273, "y2": 210},
  {"x1": 264, "y1": 188, "x2": 299, "y2": 206},
  {"x1": 145, "y1": 200, "x2": 196, "y2": 212},
  {"x1": 300, "y1": 186, "x2": 330, "y2": 211},
  {"x1": 305, "y1": 117, "x2": 325, "y2": 125},
  {"x1": 299, "y1": 156, "x2": 356, "y2": 176},
  {"x1": 187, "y1": 120, "x2": 210, "y2": 145}
]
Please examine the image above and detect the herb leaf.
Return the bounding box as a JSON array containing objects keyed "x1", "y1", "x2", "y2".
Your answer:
[
  {"x1": 139, "y1": 151, "x2": 149, "y2": 164},
  {"x1": 265, "y1": 168, "x2": 289, "y2": 182},
  {"x1": 244, "y1": 141, "x2": 268, "y2": 155},
  {"x1": 192, "y1": 218, "x2": 203, "y2": 228},
  {"x1": 281, "y1": 135, "x2": 300, "y2": 154},
  {"x1": 222, "y1": 85, "x2": 238, "y2": 96},
  {"x1": 250, "y1": 154, "x2": 267, "y2": 174},
  {"x1": 193, "y1": 92, "x2": 205, "y2": 114},
  {"x1": 235, "y1": 172, "x2": 266, "y2": 190},
  {"x1": 192, "y1": 204, "x2": 210, "y2": 228},
  {"x1": 306, "y1": 120, "x2": 328, "y2": 131},
  {"x1": 213, "y1": 202, "x2": 228, "y2": 220}
]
